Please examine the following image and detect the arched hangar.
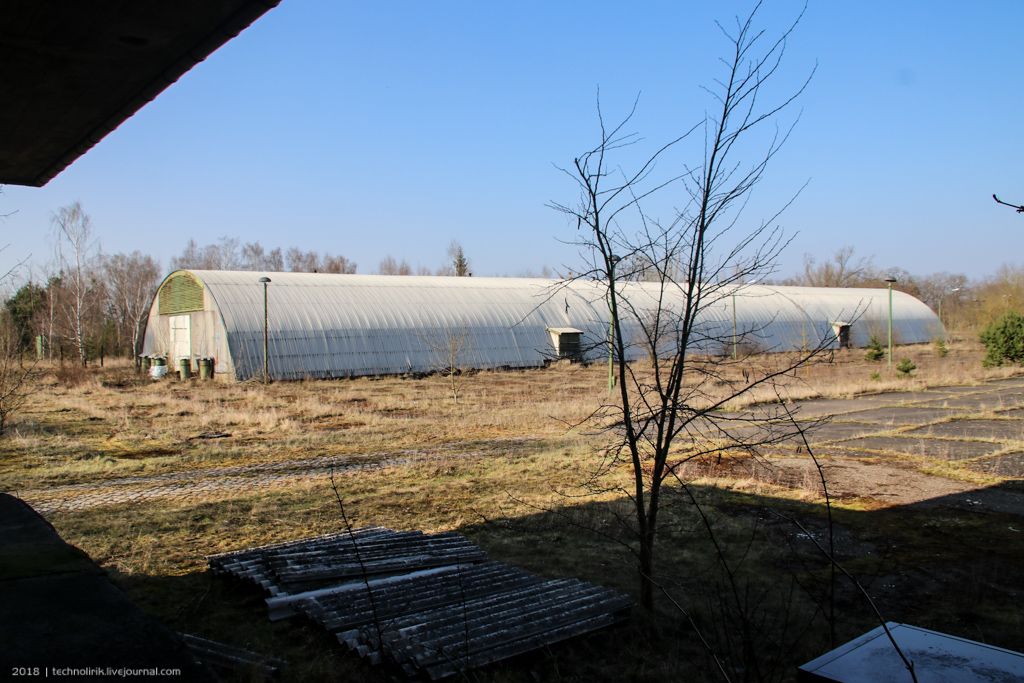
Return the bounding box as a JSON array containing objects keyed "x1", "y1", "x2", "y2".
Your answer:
[{"x1": 142, "y1": 270, "x2": 944, "y2": 381}]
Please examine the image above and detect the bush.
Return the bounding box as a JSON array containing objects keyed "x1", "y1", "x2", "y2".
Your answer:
[
  {"x1": 896, "y1": 358, "x2": 916, "y2": 376},
  {"x1": 981, "y1": 312, "x2": 1024, "y2": 367},
  {"x1": 864, "y1": 336, "x2": 884, "y2": 362},
  {"x1": 934, "y1": 338, "x2": 948, "y2": 357}
]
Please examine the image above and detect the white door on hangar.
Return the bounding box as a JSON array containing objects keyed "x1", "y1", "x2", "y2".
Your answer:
[{"x1": 169, "y1": 315, "x2": 191, "y2": 360}]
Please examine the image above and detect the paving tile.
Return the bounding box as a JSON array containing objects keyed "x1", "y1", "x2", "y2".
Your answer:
[
  {"x1": 832, "y1": 435, "x2": 1003, "y2": 460},
  {"x1": 832, "y1": 406, "x2": 967, "y2": 426},
  {"x1": 804, "y1": 422, "x2": 879, "y2": 442},
  {"x1": 906, "y1": 419, "x2": 1024, "y2": 442},
  {"x1": 916, "y1": 393, "x2": 1024, "y2": 410},
  {"x1": 855, "y1": 391, "x2": 939, "y2": 404},
  {"x1": 919, "y1": 385, "x2": 993, "y2": 394},
  {"x1": 967, "y1": 452, "x2": 1024, "y2": 477}
]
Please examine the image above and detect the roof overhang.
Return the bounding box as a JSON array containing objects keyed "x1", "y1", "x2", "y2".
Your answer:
[{"x1": 1, "y1": 1, "x2": 281, "y2": 187}]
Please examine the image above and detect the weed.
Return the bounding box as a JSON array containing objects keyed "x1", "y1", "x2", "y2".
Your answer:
[
  {"x1": 864, "y1": 336, "x2": 884, "y2": 362},
  {"x1": 896, "y1": 359, "x2": 917, "y2": 376}
]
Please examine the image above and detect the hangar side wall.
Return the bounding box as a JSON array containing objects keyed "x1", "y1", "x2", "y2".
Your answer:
[{"x1": 142, "y1": 271, "x2": 945, "y2": 382}]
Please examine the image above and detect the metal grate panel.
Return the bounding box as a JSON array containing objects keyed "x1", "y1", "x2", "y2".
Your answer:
[{"x1": 158, "y1": 272, "x2": 205, "y2": 315}]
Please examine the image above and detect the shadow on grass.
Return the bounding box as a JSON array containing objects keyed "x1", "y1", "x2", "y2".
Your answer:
[{"x1": 90, "y1": 478, "x2": 1024, "y2": 683}]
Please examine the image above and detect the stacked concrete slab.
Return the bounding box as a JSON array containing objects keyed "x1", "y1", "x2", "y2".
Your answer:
[{"x1": 209, "y1": 527, "x2": 632, "y2": 679}]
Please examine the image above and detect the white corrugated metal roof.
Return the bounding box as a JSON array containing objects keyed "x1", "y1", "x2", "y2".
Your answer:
[{"x1": 151, "y1": 271, "x2": 943, "y2": 380}]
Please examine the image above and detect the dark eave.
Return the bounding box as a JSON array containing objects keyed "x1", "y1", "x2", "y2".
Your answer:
[{"x1": 0, "y1": 1, "x2": 281, "y2": 187}]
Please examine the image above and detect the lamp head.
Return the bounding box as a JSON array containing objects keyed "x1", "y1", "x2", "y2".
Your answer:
[{"x1": 258, "y1": 276, "x2": 271, "y2": 284}]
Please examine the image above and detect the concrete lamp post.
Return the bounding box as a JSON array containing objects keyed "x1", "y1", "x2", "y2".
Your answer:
[
  {"x1": 938, "y1": 287, "x2": 961, "y2": 331},
  {"x1": 884, "y1": 276, "x2": 897, "y2": 368},
  {"x1": 732, "y1": 277, "x2": 762, "y2": 360},
  {"x1": 259, "y1": 276, "x2": 271, "y2": 384}
]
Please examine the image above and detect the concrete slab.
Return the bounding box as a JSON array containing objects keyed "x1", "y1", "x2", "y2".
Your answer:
[
  {"x1": 906, "y1": 419, "x2": 1024, "y2": 442},
  {"x1": 0, "y1": 494, "x2": 212, "y2": 678},
  {"x1": 919, "y1": 392, "x2": 1024, "y2": 410},
  {"x1": 803, "y1": 422, "x2": 879, "y2": 443},
  {"x1": 832, "y1": 406, "x2": 967, "y2": 426},
  {"x1": 798, "y1": 622, "x2": 1024, "y2": 683},
  {"x1": 917, "y1": 385, "x2": 992, "y2": 394},
  {"x1": 967, "y1": 452, "x2": 1024, "y2": 477},
  {"x1": 981, "y1": 376, "x2": 1024, "y2": 388},
  {"x1": 784, "y1": 398, "x2": 896, "y2": 419},
  {"x1": 832, "y1": 436, "x2": 1003, "y2": 460},
  {"x1": 854, "y1": 391, "x2": 938, "y2": 404}
]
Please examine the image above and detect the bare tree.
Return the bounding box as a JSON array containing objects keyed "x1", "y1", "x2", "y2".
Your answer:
[
  {"x1": 318, "y1": 253, "x2": 357, "y2": 274},
  {"x1": 379, "y1": 255, "x2": 413, "y2": 276},
  {"x1": 52, "y1": 202, "x2": 99, "y2": 366},
  {"x1": 0, "y1": 309, "x2": 35, "y2": 435},
  {"x1": 798, "y1": 245, "x2": 875, "y2": 287},
  {"x1": 284, "y1": 247, "x2": 356, "y2": 274},
  {"x1": 550, "y1": 3, "x2": 820, "y2": 612},
  {"x1": 170, "y1": 236, "x2": 242, "y2": 270},
  {"x1": 104, "y1": 252, "x2": 160, "y2": 365},
  {"x1": 424, "y1": 326, "x2": 470, "y2": 403},
  {"x1": 241, "y1": 242, "x2": 285, "y2": 271}
]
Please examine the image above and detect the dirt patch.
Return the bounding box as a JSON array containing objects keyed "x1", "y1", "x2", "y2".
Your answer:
[
  {"x1": 907, "y1": 419, "x2": 1024, "y2": 442},
  {"x1": 831, "y1": 435, "x2": 1003, "y2": 460},
  {"x1": 761, "y1": 457, "x2": 967, "y2": 505},
  {"x1": 760, "y1": 456, "x2": 1024, "y2": 515}
]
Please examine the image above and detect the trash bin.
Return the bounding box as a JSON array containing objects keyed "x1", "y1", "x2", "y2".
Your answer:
[
  {"x1": 140, "y1": 355, "x2": 151, "y2": 374},
  {"x1": 178, "y1": 358, "x2": 192, "y2": 381},
  {"x1": 199, "y1": 357, "x2": 214, "y2": 380},
  {"x1": 149, "y1": 357, "x2": 167, "y2": 379}
]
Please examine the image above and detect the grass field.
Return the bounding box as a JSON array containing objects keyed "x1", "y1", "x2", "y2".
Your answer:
[{"x1": 3, "y1": 337, "x2": 1024, "y2": 681}]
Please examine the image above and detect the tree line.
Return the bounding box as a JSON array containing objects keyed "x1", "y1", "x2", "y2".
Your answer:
[
  {"x1": 2, "y1": 202, "x2": 1021, "y2": 366},
  {"x1": 0, "y1": 203, "x2": 479, "y2": 365}
]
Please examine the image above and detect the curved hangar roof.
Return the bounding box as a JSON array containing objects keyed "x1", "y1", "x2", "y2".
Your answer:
[{"x1": 146, "y1": 270, "x2": 943, "y2": 381}]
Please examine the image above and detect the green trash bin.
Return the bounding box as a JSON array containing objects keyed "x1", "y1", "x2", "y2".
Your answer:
[
  {"x1": 198, "y1": 357, "x2": 214, "y2": 380},
  {"x1": 140, "y1": 356, "x2": 151, "y2": 374},
  {"x1": 178, "y1": 358, "x2": 192, "y2": 381}
]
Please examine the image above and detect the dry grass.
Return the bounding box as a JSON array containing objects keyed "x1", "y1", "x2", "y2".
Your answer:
[{"x1": 3, "y1": 342, "x2": 1024, "y2": 681}]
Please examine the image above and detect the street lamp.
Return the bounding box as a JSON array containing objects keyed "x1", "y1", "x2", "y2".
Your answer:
[
  {"x1": 938, "y1": 287, "x2": 961, "y2": 331},
  {"x1": 884, "y1": 276, "x2": 897, "y2": 368},
  {"x1": 608, "y1": 255, "x2": 621, "y2": 393},
  {"x1": 732, "y1": 290, "x2": 738, "y2": 360},
  {"x1": 259, "y1": 276, "x2": 271, "y2": 384},
  {"x1": 732, "y1": 277, "x2": 763, "y2": 359}
]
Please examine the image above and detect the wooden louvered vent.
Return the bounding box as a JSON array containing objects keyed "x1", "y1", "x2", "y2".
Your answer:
[{"x1": 159, "y1": 272, "x2": 204, "y2": 315}]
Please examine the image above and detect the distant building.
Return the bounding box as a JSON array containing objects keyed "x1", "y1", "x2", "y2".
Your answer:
[{"x1": 142, "y1": 270, "x2": 943, "y2": 381}]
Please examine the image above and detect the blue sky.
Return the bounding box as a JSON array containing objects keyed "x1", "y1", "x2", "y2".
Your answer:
[{"x1": 2, "y1": 1, "x2": 1022, "y2": 282}]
